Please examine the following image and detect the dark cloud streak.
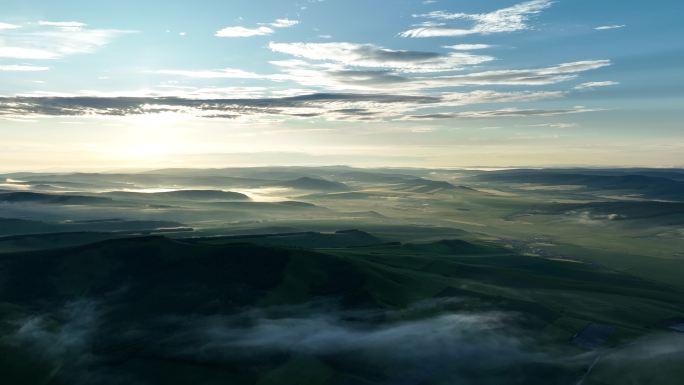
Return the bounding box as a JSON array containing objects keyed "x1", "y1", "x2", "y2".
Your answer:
[{"x1": 0, "y1": 93, "x2": 437, "y2": 120}]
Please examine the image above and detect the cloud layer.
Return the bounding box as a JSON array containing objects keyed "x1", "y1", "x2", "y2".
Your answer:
[
  {"x1": 0, "y1": 64, "x2": 49, "y2": 72},
  {"x1": 265, "y1": 58, "x2": 610, "y2": 91},
  {"x1": 1, "y1": 2, "x2": 614, "y2": 128},
  {"x1": 0, "y1": 20, "x2": 133, "y2": 60},
  {"x1": 216, "y1": 18, "x2": 299, "y2": 37},
  {"x1": 8, "y1": 299, "x2": 553, "y2": 385},
  {"x1": 574, "y1": 81, "x2": 619, "y2": 90},
  {"x1": 401, "y1": 0, "x2": 553, "y2": 38},
  {"x1": 269, "y1": 42, "x2": 495, "y2": 72},
  {"x1": 0, "y1": 90, "x2": 572, "y2": 122},
  {"x1": 595, "y1": 24, "x2": 626, "y2": 30},
  {"x1": 0, "y1": 22, "x2": 21, "y2": 30}
]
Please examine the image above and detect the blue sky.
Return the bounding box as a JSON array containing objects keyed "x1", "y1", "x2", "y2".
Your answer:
[{"x1": 0, "y1": 0, "x2": 682, "y2": 170}]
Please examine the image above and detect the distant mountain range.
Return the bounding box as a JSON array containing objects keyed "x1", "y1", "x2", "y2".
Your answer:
[{"x1": 475, "y1": 170, "x2": 684, "y2": 201}]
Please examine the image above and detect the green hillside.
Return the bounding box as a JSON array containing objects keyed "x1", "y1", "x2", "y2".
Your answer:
[{"x1": 1, "y1": 234, "x2": 682, "y2": 385}]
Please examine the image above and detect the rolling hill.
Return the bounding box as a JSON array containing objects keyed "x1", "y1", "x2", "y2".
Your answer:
[
  {"x1": 0, "y1": 191, "x2": 112, "y2": 205},
  {"x1": 107, "y1": 190, "x2": 250, "y2": 201},
  {"x1": 0, "y1": 234, "x2": 682, "y2": 385},
  {"x1": 275, "y1": 177, "x2": 351, "y2": 191}
]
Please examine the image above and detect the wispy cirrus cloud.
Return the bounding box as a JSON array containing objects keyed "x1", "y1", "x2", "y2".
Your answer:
[
  {"x1": 215, "y1": 26, "x2": 274, "y2": 38},
  {"x1": 216, "y1": 18, "x2": 299, "y2": 38},
  {"x1": 416, "y1": 60, "x2": 610, "y2": 87},
  {"x1": 595, "y1": 24, "x2": 626, "y2": 30},
  {"x1": 0, "y1": 93, "x2": 429, "y2": 121},
  {"x1": 0, "y1": 7, "x2": 609, "y2": 128},
  {"x1": 0, "y1": 22, "x2": 21, "y2": 30},
  {"x1": 15, "y1": 86, "x2": 270, "y2": 100},
  {"x1": 264, "y1": 58, "x2": 610, "y2": 91},
  {"x1": 444, "y1": 44, "x2": 493, "y2": 50},
  {"x1": 401, "y1": 0, "x2": 553, "y2": 38},
  {"x1": 153, "y1": 68, "x2": 263, "y2": 79},
  {"x1": 0, "y1": 20, "x2": 134, "y2": 60},
  {"x1": 405, "y1": 106, "x2": 598, "y2": 120},
  {"x1": 37, "y1": 20, "x2": 87, "y2": 30},
  {"x1": 0, "y1": 64, "x2": 49, "y2": 72},
  {"x1": 574, "y1": 81, "x2": 619, "y2": 90},
  {"x1": 268, "y1": 42, "x2": 495, "y2": 73},
  {"x1": 153, "y1": 55, "x2": 609, "y2": 96},
  {"x1": 439, "y1": 90, "x2": 563, "y2": 107},
  {"x1": 270, "y1": 18, "x2": 299, "y2": 28},
  {"x1": 0, "y1": 47, "x2": 57, "y2": 60},
  {"x1": 529, "y1": 122, "x2": 578, "y2": 128},
  {"x1": 0, "y1": 90, "x2": 566, "y2": 122}
]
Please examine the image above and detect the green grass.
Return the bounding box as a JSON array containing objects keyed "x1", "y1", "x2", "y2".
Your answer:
[{"x1": 1, "y1": 167, "x2": 683, "y2": 384}]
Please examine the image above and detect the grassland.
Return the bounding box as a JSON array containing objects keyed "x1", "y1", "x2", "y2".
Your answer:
[{"x1": 0, "y1": 166, "x2": 682, "y2": 384}]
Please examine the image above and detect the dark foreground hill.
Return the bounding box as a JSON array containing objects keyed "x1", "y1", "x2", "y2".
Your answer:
[{"x1": 1, "y1": 234, "x2": 683, "y2": 385}]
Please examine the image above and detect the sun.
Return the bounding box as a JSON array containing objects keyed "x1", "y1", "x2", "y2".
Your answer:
[{"x1": 107, "y1": 112, "x2": 198, "y2": 163}]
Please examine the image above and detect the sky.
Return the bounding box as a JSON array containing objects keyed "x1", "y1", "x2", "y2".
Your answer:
[{"x1": 0, "y1": 0, "x2": 682, "y2": 171}]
